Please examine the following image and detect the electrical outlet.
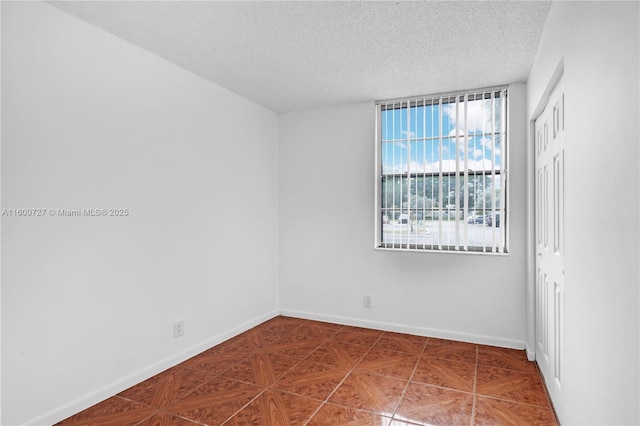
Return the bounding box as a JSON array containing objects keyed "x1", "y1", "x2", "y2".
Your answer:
[
  {"x1": 173, "y1": 320, "x2": 184, "y2": 338},
  {"x1": 363, "y1": 294, "x2": 372, "y2": 308}
]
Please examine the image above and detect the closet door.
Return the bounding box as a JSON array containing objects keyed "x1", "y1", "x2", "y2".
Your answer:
[{"x1": 534, "y1": 78, "x2": 565, "y2": 417}]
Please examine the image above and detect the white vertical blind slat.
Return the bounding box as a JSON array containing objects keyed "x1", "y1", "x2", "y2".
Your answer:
[
  {"x1": 462, "y1": 93, "x2": 469, "y2": 251},
  {"x1": 431, "y1": 96, "x2": 437, "y2": 251},
  {"x1": 390, "y1": 101, "x2": 396, "y2": 248},
  {"x1": 490, "y1": 92, "x2": 497, "y2": 252},
  {"x1": 480, "y1": 92, "x2": 487, "y2": 252},
  {"x1": 376, "y1": 87, "x2": 507, "y2": 252},
  {"x1": 422, "y1": 99, "x2": 427, "y2": 250},
  {"x1": 438, "y1": 97, "x2": 444, "y2": 250},
  {"x1": 454, "y1": 97, "x2": 460, "y2": 249},
  {"x1": 499, "y1": 89, "x2": 507, "y2": 253},
  {"x1": 406, "y1": 100, "x2": 411, "y2": 250}
]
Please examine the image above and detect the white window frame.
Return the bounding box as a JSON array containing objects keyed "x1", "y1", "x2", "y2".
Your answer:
[{"x1": 374, "y1": 87, "x2": 509, "y2": 254}]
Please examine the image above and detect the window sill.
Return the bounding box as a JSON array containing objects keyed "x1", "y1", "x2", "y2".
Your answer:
[{"x1": 373, "y1": 245, "x2": 509, "y2": 256}]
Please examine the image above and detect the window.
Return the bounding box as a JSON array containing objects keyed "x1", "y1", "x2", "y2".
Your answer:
[{"x1": 375, "y1": 87, "x2": 508, "y2": 253}]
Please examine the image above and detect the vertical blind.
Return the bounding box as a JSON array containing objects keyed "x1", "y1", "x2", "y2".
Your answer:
[{"x1": 375, "y1": 87, "x2": 508, "y2": 253}]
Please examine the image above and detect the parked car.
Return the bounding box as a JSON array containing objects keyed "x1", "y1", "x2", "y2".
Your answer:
[
  {"x1": 485, "y1": 212, "x2": 501, "y2": 227},
  {"x1": 467, "y1": 214, "x2": 484, "y2": 224},
  {"x1": 398, "y1": 213, "x2": 409, "y2": 224}
]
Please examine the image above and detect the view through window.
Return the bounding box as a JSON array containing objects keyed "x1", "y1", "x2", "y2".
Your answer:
[{"x1": 375, "y1": 88, "x2": 508, "y2": 253}]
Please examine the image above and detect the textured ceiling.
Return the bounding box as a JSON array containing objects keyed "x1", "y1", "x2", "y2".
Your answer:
[{"x1": 50, "y1": 1, "x2": 551, "y2": 112}]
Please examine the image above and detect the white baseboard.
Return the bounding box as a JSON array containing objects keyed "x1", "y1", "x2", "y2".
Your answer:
[
  {"x1": 27, "y1": 309, "x2": 279, "y2": 426},
  {"x1": 525, "y1": 343, "x2": 536, "y2": 361},
  {"x1": 279, "y1": 309, "x2": 527, "y2": 350}
]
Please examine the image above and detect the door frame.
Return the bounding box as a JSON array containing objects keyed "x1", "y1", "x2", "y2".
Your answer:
[{"x1": 526, "y1": 59, "x2": 564, "y2": 361}]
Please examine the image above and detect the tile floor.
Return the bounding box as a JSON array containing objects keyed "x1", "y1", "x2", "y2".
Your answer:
[{"x1": 57, "y1": 316, "x2": 558, "y2": 425}]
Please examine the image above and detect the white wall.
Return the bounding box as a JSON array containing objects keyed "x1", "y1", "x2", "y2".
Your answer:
[
  {"x1": 278, "y1": 83, "x2": 529, "y2": 348},
  {"x1": 527, "y1": 2, "x2": 639, "y2": 424},
  {"x1": 1, "y1": 3, "x2": 279, "y2": 425}
]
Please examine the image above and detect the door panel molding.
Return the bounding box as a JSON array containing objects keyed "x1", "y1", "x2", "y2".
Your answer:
[{"x1": 534, "y1": 75, "x2": 565, "y2": 420}]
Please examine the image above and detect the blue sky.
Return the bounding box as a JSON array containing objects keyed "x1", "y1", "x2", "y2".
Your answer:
[{"x1": 381, "y1": 98, "x2": 503, "y2": 174}]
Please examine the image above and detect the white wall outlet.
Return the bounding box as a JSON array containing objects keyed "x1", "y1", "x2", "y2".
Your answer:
[
  {"x1": 173, "y1": 320, "x2": 184, "y2": 338},
  {"x1": 363, "y1": 294, "x2": 372, "y2": 308}
]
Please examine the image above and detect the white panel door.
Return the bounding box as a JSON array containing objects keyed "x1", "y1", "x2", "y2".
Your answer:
[{"x1": 535, "y1": 78, "x2": 565, "y2": 416}]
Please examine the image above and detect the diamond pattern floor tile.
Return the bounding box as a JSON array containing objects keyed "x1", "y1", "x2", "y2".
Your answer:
[
  {"x1": 355, "y1": 347, "x2": 420, "y2": 380},
  {"x1": 261, "y1": 334, "x2": 325, "y2": 359},
  {"x1": 476, "y1": 366, "x2": 550, "y2": 407},
  {"x1": 56, "y1": 316, "x2": 557, "y2": 426},
  {"x1": 118, "y1": 366, "x2": 216, "y2": 408},
  {"x1": 332, "y1": 326, "x2": 384, "y2": 347},
  {"x1": 135, "y1": 411, "x2": 202, "y2": 426},
  {"x1": 291, "y1": 321, "x2": 343, "y2": 340},
  {"x1": 422, "y1": 340, "x2": 478, "y2": 364},
  {"x1": 56, "y1": 396, "x2": 157, "y2": 425},
  {"x1": 223, "y1": 389, "x2": 321, "y2": 425},
  {"x1": 163, "y1": 376, "x2": 262, "y2": 425},
  {"x1": 222, "y1": 351, "x2": 300, "y2": 386},
  {"x1": 474, "y1": 395, "x2": 559, "y2": 425},
  {"x1": 328, "y1": 372, "x2": 407, "y2": 416},
  {"x1": 272, "y1": 359, "x2": 350, "y2": 401},
  {"x1": 393, "y1": 382, "x2": 474, "y2": 426},
  {"x1": 305, "y1": 340, "x2": 371, "y2": 368},
  {"x1": 307, "y1": 403, "x2": 393, "y2": 426},
  {"x1": 411, "y1": 356, "x2": 476, "y2": 392},
  {"x1": 373, "y1": 332, "x2": 428, "y2": 355}
]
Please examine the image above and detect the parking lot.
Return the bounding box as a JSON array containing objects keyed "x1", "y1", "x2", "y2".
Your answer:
[{"x1": 382, "y1": 220, "x2": 503, "y2": 248}]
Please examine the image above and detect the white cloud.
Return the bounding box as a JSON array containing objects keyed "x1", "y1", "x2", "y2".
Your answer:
[
  {"x1": 477, "y1": 137, "x2": 501, "y2": 156},
  {"x1": 382, "y1": 164, "x2": 403, "y2": 174},
  {"x1": 443, "y1": 99, "x2": 496, "y2": 133},
  {"x1": 480, "y1": 137, "x2": 495, "y2": 150},
  {"x1": 384, "y1": 158, "x2": 498, "y2": 174}
]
